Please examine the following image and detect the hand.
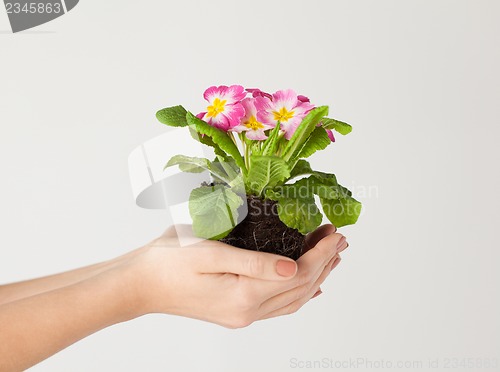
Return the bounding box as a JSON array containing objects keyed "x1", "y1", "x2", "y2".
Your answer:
[
  {"x1": 0, "y1": 224, "x2": 348, "y2": 370},
  {"x1": 124, "y1": 224, "x2": 348, "y2": 328}
]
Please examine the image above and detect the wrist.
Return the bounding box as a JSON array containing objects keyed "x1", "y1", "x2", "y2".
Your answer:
[{"x1": 113, "y1": 246, "x2": 163, "y2": 318}]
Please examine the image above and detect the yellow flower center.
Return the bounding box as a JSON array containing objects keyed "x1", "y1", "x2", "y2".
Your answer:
[
  {"x1": 206, "y1": 98, "x2": 227, "y2": 118},
  {"x1": 244, "y1": 115, "x2": 264, "y2": 130},
  {"x1": 273, "y1": 107, "x2": 295, "y2": 122}
]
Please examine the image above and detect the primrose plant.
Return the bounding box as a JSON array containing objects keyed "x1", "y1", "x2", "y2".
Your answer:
[{"x1": 156, "y1": 85, "x2": 361, "y2": 241}]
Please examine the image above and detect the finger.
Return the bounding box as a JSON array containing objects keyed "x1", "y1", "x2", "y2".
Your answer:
[
  {"x1": 303, "y1": 224, "x2": 337, "y2": 255},
  {"x1": 296, "y1": 233, "x2": 345, "y2": 280},
  {"x1": 250, "y1": 233, "x2": 346, "y2": 298},
  {"x1": 330, "y1": 255, "x2": 342, "y2": 271},
  {"x1": 257, "y1": 254, "x2": 337, "y2": 316},
  {"x1": 258, "y1": 254, "x2": 338, "y2": 320},
  {"x1": 198, "y1": 244, "x2": 298, "y2": 281},
  {"x1": 311, "y1": 288, "x2": 322, "y2": 299}
]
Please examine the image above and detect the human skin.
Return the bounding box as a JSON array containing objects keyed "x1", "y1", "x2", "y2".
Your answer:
[{"x1": 0, "y1": 224, "x2": 347, "y2": 371}]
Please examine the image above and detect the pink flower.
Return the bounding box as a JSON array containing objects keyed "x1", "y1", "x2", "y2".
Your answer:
[
  {"x1": 316, "y1": 121, "x2": 336, "y2": 142},
  {"x1": 326, "y1": 129, "x2": 335, "y2": 142},
  {"x1": 246, "y1": 88, "x2": 273, "y2": 100},
  {"x1": 256, "y1": 89, "x2": 314, "y2": 140},
  {"x1": 198, "y1": 85, "x2": 246, "y2": 131},
  {"x1": 233, "y1": 98, "x2": 274, "y2": 140}
]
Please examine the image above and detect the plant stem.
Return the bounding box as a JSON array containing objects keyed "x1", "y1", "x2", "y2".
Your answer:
[{"x1": 245, "y1": 139, "x2": 252, "y2": 171}]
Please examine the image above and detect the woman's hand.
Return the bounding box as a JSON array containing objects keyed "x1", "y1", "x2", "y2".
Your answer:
[
  {"x1": 0, "y1": 224, "x2": 348, "y2": 370},
  {"x1": 125, "y1": 224, "x2": 348, "y2": 328}
]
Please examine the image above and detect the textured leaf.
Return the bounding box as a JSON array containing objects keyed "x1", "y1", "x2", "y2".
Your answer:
[
  {"x1": 289, "y1": 160, "x2": 314, "y2": 179},
  {"x1": 284, "y1": 170, "x2": 339, "y2": 196},
  {"x1": 322, "y1": 117, "x2": 352, "y2": 135},
  {"x1": 189, "y1": 185, "x2": 244, "y2": 240},
  {"x1": 165, "y1": 155, "x2": 231, "y2": 183},
  {"x1": 268, "y1": 170, "x2": 361, "y2": 232},
  {"x1": 276, "y1": 195, "x2": 322, "y2": 234},
  {"x1": 291, "y1": 126, "x2": 331, "y2": 164},
  {"x1": 212, "y1": 157, "x2": 244, "y2": 190},
  {"x1": 186, "y1": 112, "x2": 246, "y2": 172},
  {"x1": 282, "y1": 106, "x2": 329, "y2": 162},
  {"x1": 260, "y1": 124, "x2": 281, "y2": 156},
  {"x1": 188, "y1": 127, "x2": 227, "y2": 159},
  {"x1": 247, "y1": 156, "x2": 290, "y2": 196},
  {"x1": 165, "y1": 155, "x2": 211, "y2": 173},
  {"x1": 284, "y1": 177, "x2": 339, "y2": 199},
  {"x1": 320, "y1": 191, "x2": 362, "y2": 227},
  {"x1": 156, "y1": 105, "x2": 188, "y2": 127}
]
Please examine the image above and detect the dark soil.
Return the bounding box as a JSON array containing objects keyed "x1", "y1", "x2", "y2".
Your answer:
[{"x1": 220, "y1": 196, "x2": 305, "y2": 260}]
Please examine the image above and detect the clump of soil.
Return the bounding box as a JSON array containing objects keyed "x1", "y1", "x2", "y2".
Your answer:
[{"x1": 220, "y1": 195, "x2": 305, "y2": 260}]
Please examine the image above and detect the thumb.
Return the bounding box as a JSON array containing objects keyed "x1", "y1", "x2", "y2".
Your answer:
[{"x1": 199, "y1": 244, "x2": 298, "y2": 280}]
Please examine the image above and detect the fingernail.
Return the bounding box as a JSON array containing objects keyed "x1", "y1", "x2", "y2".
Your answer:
[
  {"x1": 336, "y1": 236, "x2": 346, "y2": 250},
  {"x1": 276, "y1": 260, "x2": 297, "y2": 277},
  {"x1": 330, "y1": 256, "x2": 342, "y2": 271},
  {"x1": 312, "y1": 289, "x2": 323, "y2": 299},
  {"x1": 339, "y1": 242, "x2": 349, "y2": 253}
]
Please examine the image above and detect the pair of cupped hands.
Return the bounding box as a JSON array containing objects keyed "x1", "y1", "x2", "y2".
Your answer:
[{"x1": 124, "y1": 224, "x2": 348, "y2": 329}]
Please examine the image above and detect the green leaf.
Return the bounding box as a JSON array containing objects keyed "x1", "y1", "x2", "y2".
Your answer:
[
  {"x1": 212, "y1": 156, "x2": 244, "y2": 190},
  {"x1": 186, "y1": 112, "x2": 246, "y2": 172},
  {"x1": 165, "y1": 155, "x2": 231, "y2": 183},
  {"x1": 322, "y1": 117, "x2": 352, "y2": 135},
  {"x1": 165, "y1": 155, "x2": 211, "y2": 173},
  {"x1": 260, "y1": 123, "x2": 282, "y2": 156},
  {"x1": 189, "y1": 185, "x2": 244, "y2": 240},
  {"x1": 284, "y1": 169, "x2": 339, "y2": 196},
  {"x1": 247, "y1": 156, "x2": 291, "y2": 196},
  {"x1": 156, "y1": 105, "x2": 188, "y2": 127},
  {"x1": 308, "y1": 171, "x2": 339, "y2": 188},
  {"x1": 188, "y1": 127, "x2": 227, "y2": 159},
  {"x1": 290, "y1": 126, "x2": 331, "y2": 165},
  {"x1": 289, "y1": 160, "x2": 314, "y2": 179},
  {"x1": 269, "y1": 169, "x2": 361, "y2": 231},
  {"x1": 212, "y1": 156, "x2": 239, "y2": 179},
  {"x1": 320, "y1": 191, "x2": 362, "y2": 227},
  {"x1": 285, "y1": 176, "x2": 339, "y2": 200},
  {"x1": 276, "y1": 195, "x2": 322, "y2": 234},
  {"x1": 282, "y1": 106, "x2": 329, "y2": 163}
]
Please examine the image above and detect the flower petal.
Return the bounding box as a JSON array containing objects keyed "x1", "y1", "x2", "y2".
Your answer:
[
  {"x1": 254, "y1": 95, "x2": 273, "y2": 112},
  {"x1": 240, "y1": 97, "x2": 258, "y2": 121},
  {"x1": 204, "y1": 111, "x2": 230, "y2": 131},
  {"x1": 255, "y1": 96, "x2": 276, "y2": 125},
  {"x1": 293, "y1": 101, "x2": 315, "y2": 114},
  {"x1": 326, "y1": 129, "x2": 336, "y2": 142},
  {"x1": 246, "y1": 129, "x2": 268, "y2": 140},
  {"x1": 203, "y1": 86, "x2": 226, "y2": 103},
  {"x1": 220, "y1": 85, "x2": 247, "y2": 104},
  {"x1": 221, "y1": 103, "x2": 245, "y2": 129},
  {"x1": 257, "y1": 109, "x2": 276, "y2": 126},
  {"x1": 232, "y1": 124, "x2": 248, "y2": 133},
  {"x1": 247, "y1": 88, "x2": 273, "y2": 100},
  {"x1": 272, "y1": 89, "x2": 298, "y2": 111},
  {"x1": 280, "y1": 116, "x2": 303, "y2": 140},
  {"x1": 203, "y1": 85, "x2": 246, "y2": 105}
]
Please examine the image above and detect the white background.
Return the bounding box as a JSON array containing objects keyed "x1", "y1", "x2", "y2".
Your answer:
[{"x1": 1, "y1": 1, "x2": 499, "y2": 371}]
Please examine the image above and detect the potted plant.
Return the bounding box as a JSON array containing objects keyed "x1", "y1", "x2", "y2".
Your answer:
[{"x1": 156, "y1": 85, "x2": 361, "y2": 260}]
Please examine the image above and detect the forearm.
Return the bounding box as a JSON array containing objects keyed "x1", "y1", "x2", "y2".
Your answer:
[
  {"x1": 0, "y1": 248, "x2": 145, "y2": 306},
  {"x1": 0, "y1": 264, "x2": 143, "y2": 371}
]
